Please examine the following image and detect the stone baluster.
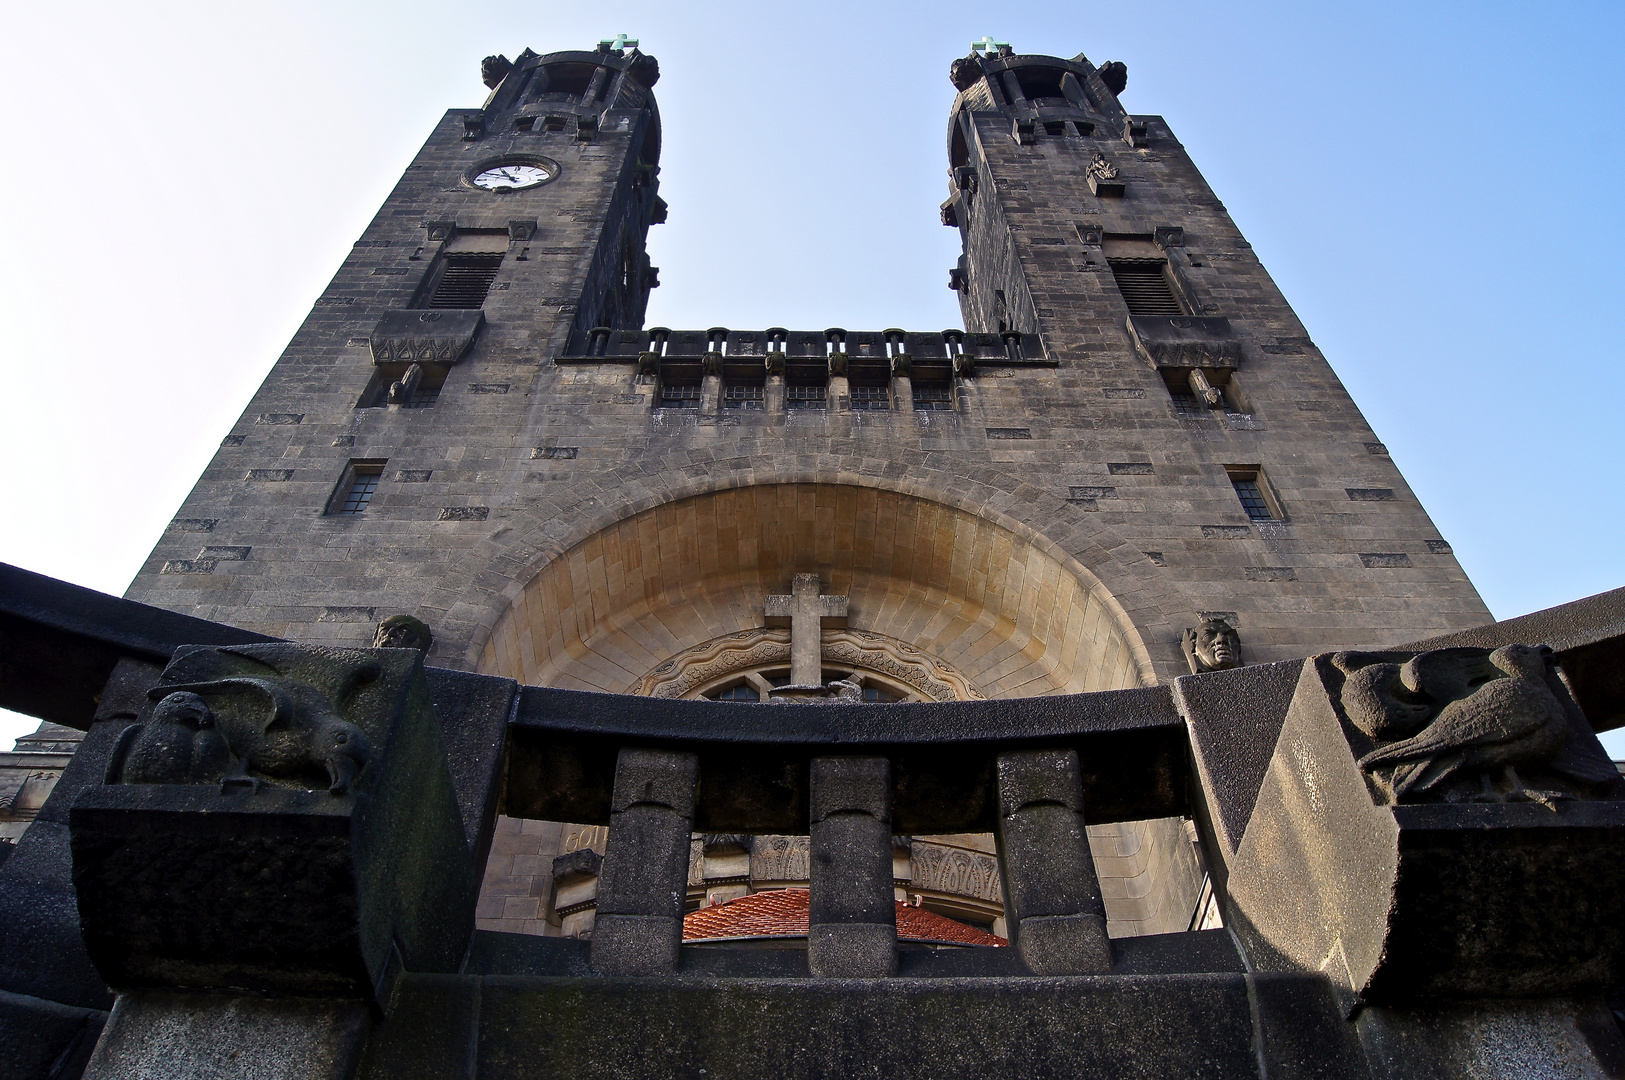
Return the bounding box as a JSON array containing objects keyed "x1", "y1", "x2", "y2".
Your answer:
[
  {"x1": 590, "y1": 747, "x2": 699, "y2": 976},
  {"x1": 994, "y1": 748, "x2": 1113, "y2": 975},
  {"x1": 808, "y1": 756, "x2": 897, "y2": 977}
]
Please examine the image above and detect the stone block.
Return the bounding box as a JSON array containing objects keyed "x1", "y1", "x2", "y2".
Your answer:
[
  {"x1": 994, "y1": 748, "x2": 1112, "y2": 975},
  {"x1": 80, "y1": 990, "x2": 369, "y2": 1080},
  {"x1": 1228, "y1": 652, "x2": 1625, "y2": 1003},
  {"x1": 590, "y1": 748, "x2": 696, "y2": 976},
  {"x1": 808, "y1": 756, "x2": 896, "y2": 977},
  {"x1": 70, "y1": 644, "x2": 475, "y2": 1001}
]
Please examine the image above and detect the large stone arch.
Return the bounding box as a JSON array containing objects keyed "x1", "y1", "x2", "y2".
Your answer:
[{"x1": 474, "y1": 482, "x2": 1150, "y2": 698}]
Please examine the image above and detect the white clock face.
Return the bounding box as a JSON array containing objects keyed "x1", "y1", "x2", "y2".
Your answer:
[{"x1": 472, "y1": 163, "x2": 555, "y2": 191}]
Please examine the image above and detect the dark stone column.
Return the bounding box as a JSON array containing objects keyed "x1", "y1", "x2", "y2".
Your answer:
[
  {"x1": 808, "y1": 756, "x2": 896, "y2": 977},
  {"x1": 995, "y1": 748, "x2": 1113, "y2": 975},
  {"x1": 590, "y1": 748, "x2": 698, "y2": 976}
]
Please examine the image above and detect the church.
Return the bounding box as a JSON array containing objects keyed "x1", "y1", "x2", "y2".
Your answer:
[{"x1": 1, "y1": 38, "x2": 1622, "y2": 1080}]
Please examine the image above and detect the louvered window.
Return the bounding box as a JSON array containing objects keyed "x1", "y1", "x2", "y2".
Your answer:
[
  {"x1": 424, "y1": 254, "x2": 503, "y2": 309},
  {"x1": 1109, "y1": 259, "x2": 1184, "y2": 316}
]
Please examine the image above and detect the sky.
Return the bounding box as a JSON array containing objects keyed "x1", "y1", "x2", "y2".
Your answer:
[{"x1": 1, "y1": 1, "x2": 1622, "y2": 750}]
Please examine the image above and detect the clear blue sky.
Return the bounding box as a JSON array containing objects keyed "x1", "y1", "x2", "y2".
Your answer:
[{"x1": 1, "y1": 1, "x2": 1622, "y2": 750}]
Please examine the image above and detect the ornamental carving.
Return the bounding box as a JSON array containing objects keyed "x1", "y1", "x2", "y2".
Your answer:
[
  {"x1": 632, "y1": 627, "x2": 984, "y2": 701},
  {"x1": 909, "y1": 842, "x2": 1003, "y2": 903},
  {"x1": 750, "y1": 835, "x2": 810, "y2": 882},
  {"x1": 1332, "y1": 645, "x2": 1622, "y2": 807}
]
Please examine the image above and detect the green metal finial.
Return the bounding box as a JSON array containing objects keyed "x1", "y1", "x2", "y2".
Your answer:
[
  {"x1": 600, "y1": 34, "x2": 639, "y2": 51},
  {"x1": 970, "y1": 37, "x2": 1010, "y2": 54}
]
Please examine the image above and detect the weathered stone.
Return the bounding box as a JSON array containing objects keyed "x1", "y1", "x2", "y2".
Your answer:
[
  {"x1": 1227, "y1": 654, "x2": 1625, "y2": 1003},
  {"x1": 70, "y1": 646, "x2": 474, "y2": 1001},
  {"x1": 590, "y1": 748, "x2": 697, "y2": 975},
  {"x1": 809, "y1": 756, "x2": 896, "y2": 977},
  {"x1": 995, "y1": 749, "x2": 1112, "y2": 975}
]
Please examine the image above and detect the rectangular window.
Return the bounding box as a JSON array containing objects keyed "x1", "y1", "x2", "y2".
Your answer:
[
  {"x1": 724, "y1": 384, "x2": 764, "y2": 410},
  {"x1": 850, "y1": 385, "x2": 890, "y2": 411},
  {"x1": 660, "y1": 383, "x2": 700, "y2": 409},
  {"x1": 328, "y1": 462, "x2": 385, "y2": 516},
  {"x1": 1109, "y1": 259, "x2": 1185, "y2": 316},
  {"x1": 1227, "y1": 467, "x2": 1282, "y2": 521},
  {"x1": 786, "y1": 384, "x2": 826, "y2": 410},
  {"x1": 912, "y1": 384, "x2": 953, "y2": 411},
  {"x1": 357, "y1": 364, "x2": 447, "y2": 409},
  {"x1": 422, "y1": 253, "x2": 504, "y2": 308}
]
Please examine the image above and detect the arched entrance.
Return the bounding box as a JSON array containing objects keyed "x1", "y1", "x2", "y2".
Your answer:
[{"x1": 477, "y1": 482, "x2": 1146, "y2": 698}]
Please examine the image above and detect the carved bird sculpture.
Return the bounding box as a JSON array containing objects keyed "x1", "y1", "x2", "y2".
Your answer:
[
  {"x1": 1357, "y1": 644, "x2": 1571, "y2": 804},
  {"x1": 116, "y1": 691, "x2": 234, "y2": 785},
  {"x1": 152, "y1": 676, "x2": 373, "y2": 794}
]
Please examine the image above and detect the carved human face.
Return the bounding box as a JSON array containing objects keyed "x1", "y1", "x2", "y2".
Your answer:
[{"x1": 1193, "y1": 621, "x2": 1240, "y2": 670}]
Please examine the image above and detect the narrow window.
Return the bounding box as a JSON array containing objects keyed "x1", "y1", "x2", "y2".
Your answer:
[
  {"x1": 850, "y1": 385, "x2": 890, "y2": 411},
  {"x1": 1227, "y1": 467, "x2": 1281, "y2": 521},
  {"x1": 863, "y1": 685, "x2": 904, "y2": 703},
  {"x1": 912, "y1": 384, "x2": 953, "y2": 411},
  {"x1": 786, "y1": 384, "x2": 826, "y2": 410},
  {"x1": 328, "y1": 462, "x2": 385, "y2": 516},
  {"x1": 1161, "y1": 370, "x2": 1210, "y2": 417},
  {"x1": 1109, "y1": 259, "x2": 1185, "y2": 316},
  {"x1": 423, "y1": 253, "x2": 504, "y2": 308},
  {"x1": 724, "y1": 383, "x2": 764, "y2": 410},
  {"x1": 711, "y1": 683, "x2": 761, "y2": 702}
]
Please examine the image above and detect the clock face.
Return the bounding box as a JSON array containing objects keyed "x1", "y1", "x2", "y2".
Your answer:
[{"x1": 471, "y1": 162, "x2": 556, "y2": 191}]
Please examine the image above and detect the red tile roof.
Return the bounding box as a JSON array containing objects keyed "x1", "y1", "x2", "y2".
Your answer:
[{"x1": 683, "y1": 888, "x2": 1006, "y2": 947}]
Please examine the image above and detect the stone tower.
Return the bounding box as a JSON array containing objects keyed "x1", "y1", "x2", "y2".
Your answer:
[{"x1": 122, "y1": 43, "x2": 1492, "y2": 939}]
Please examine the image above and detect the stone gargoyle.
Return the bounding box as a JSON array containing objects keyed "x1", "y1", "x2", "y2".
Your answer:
[
  {"x1": 1333, "y1": 644, "x2": 1621, "y2": 807},
  {"x1": 110, "y1": 643, "x2": 379, "y2": 795}
]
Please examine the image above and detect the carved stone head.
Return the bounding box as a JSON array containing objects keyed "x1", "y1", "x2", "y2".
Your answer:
[
  {"x1": 374, "y1": 614, "x2": 433, "y2": 657},
  {"x1": 1183, "y1": 618, "x2": 1242, "y2": 674}
]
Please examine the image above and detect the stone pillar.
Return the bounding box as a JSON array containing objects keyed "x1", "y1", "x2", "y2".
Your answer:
[
  {"x1": 590, "y1": 748, "x2": 698, "y2": 976},
  {"x1": 808, "y1": 756, "x2": 896, "y2": 977},
  {"x1": 764, "y1": 355, "x2": 786, "y2": 415},
  {"x1": 994, "y1": 748, "x2": 1113, "y2": 975},
  {"x1": 892, "y1": 355, "x2": 913, "y2": 413}
]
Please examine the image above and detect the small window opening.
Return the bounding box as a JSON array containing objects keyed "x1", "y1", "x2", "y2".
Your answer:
[
  {"x1": 786, "y1": 384, "x2": 826, "y2": 410},
  {"x1": 1110, "y1": 259, "x2": 1185, "y2": 316},
  {"x1": 329, "y1": 462, "x2": 384, "y2": 516},
  {"x1": 863, "y1": 685, "x2": 904, "y2": 703},
  {"x1": 543, "y1": 115, "x2": 567, "y2": 131},
  {"x1": 358, "y1": 364, "x2": 447, "y2": 409},
  {"x1": 1227, "y1": 467, "x2": 1280, "y2": 521},
  {"x1": 660, "y1": 382, "x2": 701, "y2": 409},
  {"x1": 512, "y1": 116, "x2": 536, "y2": 132},
  {"x1": 710, "y1": 682, "x2": 761, "y2": 702},
  {"x1": 850, "y1": 385, "x2": 890, "y2": 411},
  {"x1": 912, "y1": 384, "x2": 953, "y2": 411},
  {"x1": 1074, "y1": 121, "x2": 1095, "y2": 136},
  {"x1": 1044, "y1": 120, "x2": 1066, "y2": 136},
  {"x1": 421, "y1": 253, "x2": 504, "y2": 309},
  {"x1": 724, "y1": 383, "x2": 764, "y2": 410}
]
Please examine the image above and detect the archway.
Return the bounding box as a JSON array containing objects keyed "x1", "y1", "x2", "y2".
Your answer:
[{"x1": 477, "y1": 482, "x2": 1145, "y2": 698}]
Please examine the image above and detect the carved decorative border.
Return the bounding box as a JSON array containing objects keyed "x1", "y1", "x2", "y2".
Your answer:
[{"x1": 633, "y1": 627, "x2": 984, "y2": 701}]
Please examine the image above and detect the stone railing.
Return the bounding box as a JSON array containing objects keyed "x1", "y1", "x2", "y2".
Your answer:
[
  {"x1": 3, "y1": 562, "x2": 1625, "y2": 1078},
  {"x1": 560, "y1": 326, "x2": 1054, "y2": 370}
]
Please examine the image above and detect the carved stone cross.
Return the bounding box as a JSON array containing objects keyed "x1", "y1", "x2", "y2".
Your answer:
[{"x1": 765, "y1": 574, "x2": 849, "y2": 687}]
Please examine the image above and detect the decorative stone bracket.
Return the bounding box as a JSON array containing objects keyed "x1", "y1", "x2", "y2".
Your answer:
[
  {"x1": 370, "y1": 309, "x2": 485, "y2": 365},
  {"x1": 1126, "y1": 315, "x2": 1242, "y2": 371}
]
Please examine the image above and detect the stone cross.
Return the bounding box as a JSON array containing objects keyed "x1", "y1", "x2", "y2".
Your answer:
[
  {"x1": 600, "y1": 34, "x2": 639, "y2": 51},
  {"x1": 765, "y1": 574, "x2": 849, "y2": 687},
  {"x1": 971, "y1": 36, "x2": 1011, "y2": 54}
]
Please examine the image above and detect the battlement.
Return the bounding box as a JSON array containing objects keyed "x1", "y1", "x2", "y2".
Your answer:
[{"x1": 559, "y1": 327, "x2": 1052, "y2": 367}]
